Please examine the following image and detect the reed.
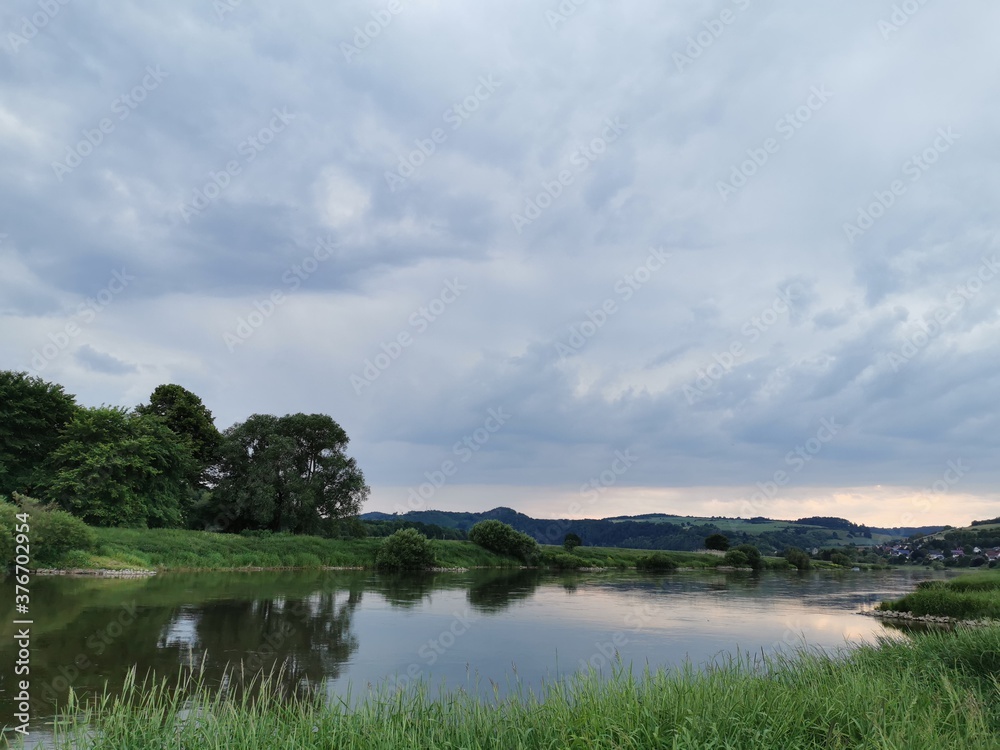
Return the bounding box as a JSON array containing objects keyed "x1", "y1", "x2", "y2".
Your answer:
[
  {"x1": 45, "y1": 626, "x2": 1000, "y2": 749},
  {"x1": 879, "y1": 570, "x2": 1000, "y2": 619}
]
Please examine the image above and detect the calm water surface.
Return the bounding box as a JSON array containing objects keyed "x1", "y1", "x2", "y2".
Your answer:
[{"x1": 0, "y1": 568, "x2": 950, "y2": 742}]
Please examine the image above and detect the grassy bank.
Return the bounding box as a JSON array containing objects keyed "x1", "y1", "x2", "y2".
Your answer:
[
  {"x1": 536, "y1": 544, "x2": 767, "y2": 570},
  {"x1": 879, "y1": 570, "x2": 1000, "y2": 619},
  {"x1": 51, "y1": 527, "x2": 795, "y2": 572},
  {"x1": 48, "y1": 626, "x2": 1000, "y2": 749},
  {"x1": 73, "y1": 528, "x2": 522, "y2": 571}
]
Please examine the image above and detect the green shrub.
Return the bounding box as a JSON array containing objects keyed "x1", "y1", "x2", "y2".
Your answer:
[
  {"x1": 468, "y1": 520, "x2": 539, "y2": 563},
  {"x1": 0, "y1": 500, "x2": 17, "y2": 567},
  {"x1": 1, "y1": 495, "x2": 96, "y2": 567},
  {"x1": 375, "y1": 529, "x2": 436, "y2": 571},
  {"x1": 563, "y1": 533, "x2": 582, "y2": 552},
  {"x1": 29, "y1": 507, "x2": 97, "y2": 565},
  {"x1": 784, "y1": 546, "x2": 811, "y2": 571},
  {"x1": 724, "y1": 550, "x2": 750, "y2": 568},
  {"x1": 732, "y1": 544, "x2": 763, "y2": 571},
  {"x1": 257, "y1": 553, "x2": 282, "y2": 568},
  {"x1": 547, "y1": 552, "x2": 587, "y2": 570},
  {"x1": 830, "y1": 552, "x2": 851, "y2": 567},
  {"x1": 636, "y1": 552, "x2": 679, "y2": 572}
]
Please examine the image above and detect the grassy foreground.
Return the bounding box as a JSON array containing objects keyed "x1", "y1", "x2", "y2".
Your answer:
[
  {"x1": 879, "y1": 570, "x2": 1000, "y2": 619},
  {"x1": 60, "y1": 527, "x2": 765, "y2": 572},
  {"x1": 46, "y1": 626, "x2": 1000, "y2": 749}
]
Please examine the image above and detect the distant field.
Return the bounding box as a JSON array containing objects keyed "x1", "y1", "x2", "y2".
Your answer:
[{"x1": 923, "y1": 521, "x2": 1000, "y2": 541}]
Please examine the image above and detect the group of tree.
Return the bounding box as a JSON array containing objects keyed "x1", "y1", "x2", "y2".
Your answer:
[
  {"x1": 373, "y1": 506, "x2": 874, "y2": 554},
  {"x1": 374, "y1": 519, "x2": 542, "y2": 572},
  {"x1": 0, "y1": 371, "x2": 368, "y2": 536},
  {"x1": 364, "y1": 519, "x2": 465, "y2": 540}
]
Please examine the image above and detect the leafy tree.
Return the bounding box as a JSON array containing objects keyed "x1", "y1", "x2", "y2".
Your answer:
[
  {"x1": 0, "y1": 371, "x2": 79, "y2": 497},
  {"x1": 784, "y1": 546, "x2": 811, "y2": 570},
  {"x1": 724, "y1": 549, "x2": 750, "y2": 568},
  {"x1": 375, "y1": 528, "x2": 436, "y2": 571},
  {"x1": 563, "y1": 532, "x2": 582, "y2": 551},
  {"x1": 136, "y1": 384, "x2": 222, "y2": 488},
  {"x1": 732, "y1": 544, "x2": 763, "y2": 571},
  {"x1": 35, "y1": 407, "x2": 197, "y2": 527},
  {"x1": 469, "y1": 520, "x2": 539, "y2": 562},
  {"x1": 830, "y1": 552, "x2": 851, "y2": 567},
  {"x1": 209, "y1": 413, "x2": 368, "y2": 535},
  {"x1": 636, "y1": 552, "x2": 679, "y2": 572},
  {"x1": 705, "y1": 533, "x2": 730, "y2": 551}
]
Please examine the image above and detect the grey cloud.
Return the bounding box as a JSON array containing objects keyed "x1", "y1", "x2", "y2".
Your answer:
[
  {"x1": 2, "y1": 1, "x2": 1000, "y2": 520},
  {"x1": 75, "y1": 346, "x2": 138, "y2": 375}
]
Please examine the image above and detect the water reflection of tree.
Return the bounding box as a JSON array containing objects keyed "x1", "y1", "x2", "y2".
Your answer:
[
  {"x1": 0, "y1": 573, "x2": 367, "y2": 721},
  {"x1": 467, "y1": 569, "x2": 542, "y2": 613},
  {"x1": 374, "y1": 572, "x2": 438, "y2": 609},
  {"x1": 191, "y1": 579, "x2": 364, "y2": 700}
]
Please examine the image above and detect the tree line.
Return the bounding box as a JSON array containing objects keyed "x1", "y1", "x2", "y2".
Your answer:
[
  {"x1": 380, "y1": 506, "x2": 872, "y2": 554},
  {"x1": 0, "y1": 371, "x2": 368, "y2": 535}
]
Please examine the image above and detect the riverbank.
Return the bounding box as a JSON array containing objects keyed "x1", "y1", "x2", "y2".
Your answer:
[
  {"x1": 47, "y1": 527, "x2": 801, "y2": 573},
  {"x1": 876, "y1": 570, "x2": 1000, "y2": 620},
  {"x1": 47, "y1": 624, "x2": 1000, "y2": 749}
]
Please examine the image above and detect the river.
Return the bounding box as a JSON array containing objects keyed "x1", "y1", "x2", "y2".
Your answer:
[{"x1": 0, "y1": 567, "x2": 948, "y2": 744}]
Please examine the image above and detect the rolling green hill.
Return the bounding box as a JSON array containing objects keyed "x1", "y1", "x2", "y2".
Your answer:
[{"x1": 362, "y1": 507, "x2": 941, "y2": 554}]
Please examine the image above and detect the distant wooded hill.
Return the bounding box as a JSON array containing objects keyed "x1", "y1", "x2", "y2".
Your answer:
[{"x1": 361, "y1": 507, "x2": 944, "y2": 552}]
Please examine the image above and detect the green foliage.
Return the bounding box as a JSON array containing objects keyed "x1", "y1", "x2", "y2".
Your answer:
[
  {"x1": 830, "y1": 552, "x2": 851, "y2": 567},
  {"x1": 635, "y1": 552, "x2": 679, "y2": 572},
  {"x1": 468, "y1": 520, "x2": 539, "y2": 563},
  {"x1": 0, "y1": 500, "x2": 16, "y2": 567},
  {"x1": 784, "y1": 546, "x2": 812, "y2": 570},
  {"x1": 0, "y1": 494, "x2": 96, "y2": 567},
  {"x1": 332, "y1": 517, "x2": 369, "y2": 540},
  {"x1": 365, "y1": 519, "x2": 465, "y2": 540},
  {"x1": 730, "y1": 544, "x2": 763, "y2": 571},
  {"x1": 207, "y1": 413, "x2": 369, "y2": 536},
  {"x1": 723, "y1": 549, "x2": 750, "y2": 568},
  {"x1": 704, "y1": 533, "x2": 729, "y2": 551},
  {"x1": 0, "y1": 371, "x2": 79, "y2": 497},
  {"x1": 374, "y1": 529, "x2": 436, "y2": 571},
  {"x1": 135, "y1": 384, "x2": 222, "y2": 489},
  {"x1": 58, "y1": 549, "x2": 94, "y2": 568},
  {"x1": 563, "y1": 532, "x2": 582, "y2": 551},
  {"x1": 545, "y1": 552, "x2": 588, "y2": 569},
  {"x1": 34, "y1": 407, "x2": 197, "y2": 528},
  {"x1": 20, "y1": 500, "x2": 97, "y2": 566}
]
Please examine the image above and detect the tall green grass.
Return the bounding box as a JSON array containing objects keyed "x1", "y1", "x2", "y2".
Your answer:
[
  {"x1": 47, "y1": 627, "x2": 1000, "y2": 749},
  {"x1": 87, "y1": 528, "x2": 521, "y2": 571},
  {"x1": 879, "y1": 571, "x2": 1000, "y2": 619}
]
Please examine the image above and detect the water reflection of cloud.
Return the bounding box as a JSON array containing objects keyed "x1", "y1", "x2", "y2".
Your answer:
[{"x1": 159, "y1": 609, "x2": 200, "y2": 650}]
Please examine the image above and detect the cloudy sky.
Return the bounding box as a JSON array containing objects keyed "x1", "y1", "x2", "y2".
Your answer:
[{"x1": 2, "y1": 1, "x2": 998, "y2": 527}]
